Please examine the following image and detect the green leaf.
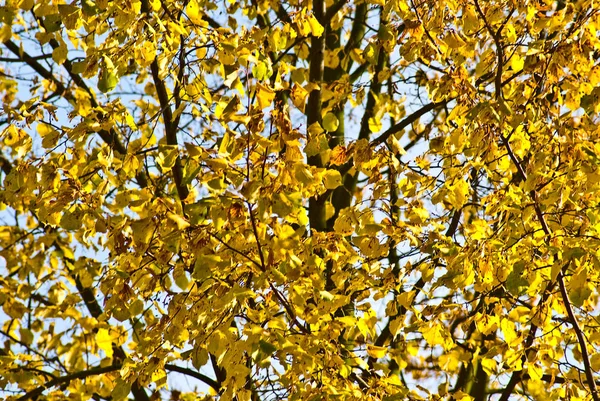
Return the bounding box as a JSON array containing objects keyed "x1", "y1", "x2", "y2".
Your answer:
[
  {"x1": 569, "y1": 267, "x2": 592, "y2": 307},
  {"x1": 506, "y1": 262, "x2": 528, "y2": 296},
  {"x1": 129, "y1": 299, "x2": 145, "y2": 316},
  {"x1": 60, "y1": 209, "x2": 83, "y2": 231},
  {"x1": 193, "y1": 255, "x2": 220, "y2": 280},
  {"x1": 112, "y1": 305, "x2": 130, "y2": 322},
  {"x1": 19, "y1": 328, "x2": 34, "y2": 345},
  {"x1": 259, "y1": 340, "x2": 277, "y2": 355},
  {"x1": 82, "y1": 0, "x2": 100, "y2": 15},
  {"x1": 43, "y1": 14, "x2": 62, "y2": 32},
  {"x1": 111, "y1": 379, "x2": 131, "y2": 401},
  {"x1": 98, "y1": 68, "x2": 119, "y2": 93},
  {"x1": 322, "y1": 112, "x2": 339, "y2": 132}
]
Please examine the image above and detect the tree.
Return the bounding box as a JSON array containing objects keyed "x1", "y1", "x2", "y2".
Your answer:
[{"x1": 0, "y1": 0, "x2": 599, "y2": 399}]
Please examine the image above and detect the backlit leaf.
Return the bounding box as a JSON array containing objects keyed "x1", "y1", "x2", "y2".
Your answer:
[{"x1": 96, "y1": 329, "x2": 114, "y2": 359}]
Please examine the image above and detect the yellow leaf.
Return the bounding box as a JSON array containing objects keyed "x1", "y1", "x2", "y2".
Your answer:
[
  {"x1": 389, "y1": 317, "x2": 403, "y2": 338},
  {"x1": 325, "y1": 202, "x2": 335, "y2": 220},
  {"x1": 193, "y1": 254, "x2": 220, "y2": 280},
  {"x1": 408, "y1": 206, "x2": 429, "y2": 224},
  {"x1": 0, "y1": 227, "x2": 11, "y2": 243},
  {"x1": 19, "y1": 0, "x2": 34, "y2": 10},
  {"x1": 453, "y1": 391, "x2": 474, "y2": 401},
  {"x1": 218, "y1": 129, "x2": 233, "y2": 155},
  {"x1": 339, "y1": 364, "x2": 351, "y2": 378},
  {"x1": 186, "y1": 0, "x2": 204, "y2": 25},
  {"x1": 505, "y1": 23, "x2": 517, "y2": 42},
  {"x1": 156, "y1": 145, "x2": 179, "y2": 171},
  {"x1": 185, "y1": 142, "x2": 205, "y2": 159},
  {"x1": 337, "y1": 316, "x2": 356, "y2": 327},
  {"x1": 305, "y1": 128, "x2": 328, "y2": 157},
  {"x1": 294, "y1": 163, "x2": 315, "y2": 185},
  {"x1": 216, "y1": 96, "x2": 241, "y2": 120},
  {"x1": 168, "y1": 213, "x2": 190, "y2": 230},
  {"x1": 390, "y1": 135, "x2": 406, "y2": 155},
  {"x1": 354, "y1": 235, "x2": 387, "y2": 258},
  {"x1": 565, "y1": 90, "x2": 580, "y2": 111},
  {"x1": 364, "y1": 43, "x2": 377, "y2": 64},
  {"x1": 397, "y1": 291, "x2": 415, "y2": 309},
  {"x1": 291, "y1": 84, "x2": 309, "y2": 111},
  {"x1": 500, "y1": 319, "x2": 519, "y2": 346},
  {"x1": 322, "y1": 169, "x2": 342, "y2": 189},
  {"x1": 333, "y1": 208, "x2": 356, "y2": 235},
  {"x1": 52, "y1": 43, "x2": 68, "y2": 65},
  {"x1": 297, "y1": 207, "x2": 309, "y2": 226},
  {"x1": 569, "y1": 267, "x2": 592, "y2": 307},
  {"x1": 173, "y1": 266, "x2": 190, "y2": 290},
  {"x1": 256, "y1": 82, "x2": 275, "y2": 109},
  {"x1": 368, "y1": 117, "x2": 382, "y2": 132},
  {"x1": 149, "y1": 0, "x2": 161, "y2": 11},
  {"x1": 329, "y1": 145, "x2": 348, "y2": 166},
  {"x1": 96, "y1": 328, "x2": 114, "y2": 359},
  {"x1": 366, "y1": 344, "x2": 387, "y2": 359},
  {"x1": 444, "y1": 31, "x2": 465, "y2": 48},
  {"x1": 445, "y1": 179, "x2": 469, "y2": 209},
  {"x1": 591, "y1": 353, "x2": 600, "y2": 372},
  {"x1": 130, "y1": 218, "x2": 154, "y2": 245},
  {"x1": 151, "y1": 367, "x2": 167, "y2": 388},
  {"x1": 466, "y1": 219, "x2": 491, "y2": 241},
  {"x1": 307, "y1": 14, "x2": 324, "y2": 37},
  {"x1": 36, "y1": 123, "x2": 55, "y2": 137},
  {"x1": 481, "y1": 358, "x2": 497, "y2": 375},
  {"x1": 0, "y1": 24, "x2": 10, "y2": 42},
  {"x1": 463, "y1": 7, "x2": 479, "y2": 34},
  {"x1": 134, "y1": 41, "x2": 157, "y2": 68},
  {"x1": 420, "y1": 322, "x2": 452, "y2": 350},
  {"x1": 307, "y1": 122, "x2": 325, "y2": 137},
  {"x1": 224, "y1": 70, "x2": 238, "y2": 88},
  {"x1": 510, "y1": 54, "x2": 524, "y2": 71},
  {"x1": 98, "y1": 68, "x2": 119, "y2": 93},
  {"x1": 527, "y1": 363, "x2": 543, "y2": 381},
  {"x1": 19, "y1": 328, "x2": 34, "y2": 345},
  {"x1": 4, "y1": 125, "x2": 32, "y2": 156}
]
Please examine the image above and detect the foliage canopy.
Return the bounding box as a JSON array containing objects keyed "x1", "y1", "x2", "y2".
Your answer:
[{"x1": 1, "y1": 0, "x2": 600, "y2": 400}]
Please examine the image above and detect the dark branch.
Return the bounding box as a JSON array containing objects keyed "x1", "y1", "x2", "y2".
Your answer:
[
  {"x1": 17, "y1": 365, "x2": 119, "y2": 401},
  {"x1": 164, "y1": 364, "x2": 220, "y2": 391},
  {"x1": 370, "y1": 100, "x2": 448, "y2": 148}
]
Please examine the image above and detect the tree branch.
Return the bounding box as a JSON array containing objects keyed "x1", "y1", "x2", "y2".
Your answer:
[
  {"x1": 17, "y1": 365, "x2": 120, "y2": 401},
  {"x1": 164, "y1": 364, "x2": 220, "y2": 391},
  {"x1": 324, "y1": 0, "x2": 348, "y2": 22},
  {"x1": 2, "y1": 40, "x2": 148, "y2": 189},
  {"x1": 149, "y1": 60, "x2": 189, "y2": 205},
  {"x1": 473, "y1": 0, "x2": 503, "y2": 100},
  {"x1": 557, "y1": 273, "x2": 600, "y2": 401},
  {"x1": 53, "y1": 242, "x2": 150, "y2": 401},
  {"x1": 16, "y1": 362, "x2": 222, "y2": 401},
  {"x1": 370, "y1": 100, "x2": 448, "y2": 148},
  {"x1": 307, "y1": 0, "x2": 326, "y2": 231},
  {"x1": 498, "y1": 104, "x2": 599, "y2": 401}
]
